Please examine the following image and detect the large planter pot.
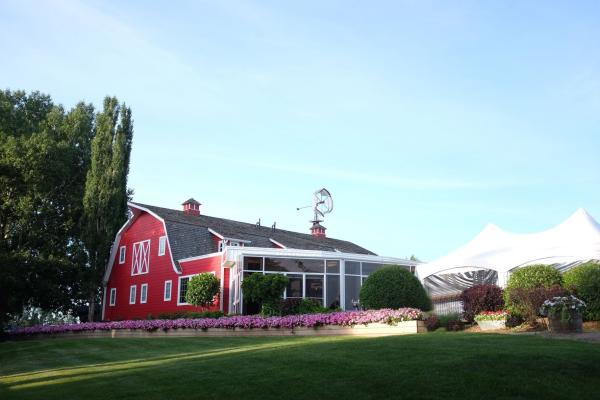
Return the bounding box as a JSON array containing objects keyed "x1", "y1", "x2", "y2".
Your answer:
[
  {"x1": 547, "y1": 311, "x2": 583, "y2": 333},
  {"x1": 476, "y1": 320, "x2": 506, "y2": 331}
]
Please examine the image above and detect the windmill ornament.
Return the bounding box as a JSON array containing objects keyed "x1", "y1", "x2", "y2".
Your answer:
[{"x1": 302, "y1": 188, "x2": 333, "y2": 238}]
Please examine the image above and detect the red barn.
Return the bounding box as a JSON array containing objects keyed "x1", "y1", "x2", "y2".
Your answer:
[{"x1": 102, "y1": 199, "x2": 417, "y2": 320}]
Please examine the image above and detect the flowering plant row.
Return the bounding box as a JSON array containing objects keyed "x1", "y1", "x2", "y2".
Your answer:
[
  {"x1": 9, "y1": 308, "x2": 422, "y2": 336},
  {"x1": 541, "y1": 295, "x2": 586, "y2": 321},
  {"x1": 474, "y1": 310, "x2": 509, "y2": 322}
]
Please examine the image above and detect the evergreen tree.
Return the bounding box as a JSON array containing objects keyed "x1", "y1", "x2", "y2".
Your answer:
[{"x1": 82, "y1": 97, "x2": 133, "y2": 321}]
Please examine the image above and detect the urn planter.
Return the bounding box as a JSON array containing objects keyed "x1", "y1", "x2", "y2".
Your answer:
[
  {"x1": 547, "y1": 311, "x2": 583, "y2": 333},
  {"x1": 476, "y1": 320, "x2": 506, "y2": 331}
]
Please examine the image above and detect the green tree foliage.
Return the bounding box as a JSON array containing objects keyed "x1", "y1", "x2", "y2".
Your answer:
[
  {"x1": 564, "y1": 262, "x2": 600, "y2": 321},
  {"x1": 0, "y1": 90, "x2": 94, "y2": 323},
  {"x1": 360, "y1": 265, "x2": 432, "y2": 311},
  {"x1": 82, "y1": 97, "x2": 133, "y2": 321},
  {"x1": 504, "y1": 264, "x2": 564, "y2": 316},
  {"x1": 241, "y1": 273, "x2": 288, "y2": 315},
  {"x1": 186, "y1": 273, "x2": 221, "y2": 308}
]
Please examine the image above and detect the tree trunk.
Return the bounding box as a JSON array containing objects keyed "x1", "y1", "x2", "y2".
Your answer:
[{"x1": 87, "y1": 289, "x2": 96, "y2": 322}]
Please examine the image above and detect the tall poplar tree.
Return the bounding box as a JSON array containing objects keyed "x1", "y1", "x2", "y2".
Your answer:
[{"x1": 82, "y1": 97, "x2": 133, "y2": 321}]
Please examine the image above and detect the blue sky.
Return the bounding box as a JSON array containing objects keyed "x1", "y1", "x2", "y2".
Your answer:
[{"x1": 2, "y1": 0, "x2": 599, "y2": 261}]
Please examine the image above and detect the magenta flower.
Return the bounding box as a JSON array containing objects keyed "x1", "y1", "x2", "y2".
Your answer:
[{"x1": 8, "y1": 308, "x2": 423, "y2": 336}]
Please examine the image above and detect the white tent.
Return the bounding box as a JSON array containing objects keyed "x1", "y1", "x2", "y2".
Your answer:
[{"x1": 417, "y1": 208, "x2": 600, "y2": 297}]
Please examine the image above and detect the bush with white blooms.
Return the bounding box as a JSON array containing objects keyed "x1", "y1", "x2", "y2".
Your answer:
[{"x1": 541, "y1": 295, "x2": 586, "y2": 321}]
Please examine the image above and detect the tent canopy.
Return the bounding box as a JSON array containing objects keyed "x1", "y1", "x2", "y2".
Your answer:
[{"x1": 417, "y1": 208, "x2": 600, "y2": 280}]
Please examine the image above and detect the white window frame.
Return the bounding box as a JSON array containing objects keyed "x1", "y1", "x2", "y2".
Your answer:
[
  {"x1": 109, "y1": 288, "x2": 117, "y2": 306},
  {"x1": 140, "y1": 283, "x2": 148, "y2": 304},
  {"x1": 218, "y1": 239, "x2": 244, "y2": 252},
  {"x1": 158, "y1": 236, "x2": 167, "y2": 256},
  {"x1": 119, "y1": 246, "x2": 126, "y2": 264},
  {"x1": 164, "y1": 280, "x2": 172, "y2": 301},
  {"x1": 131, "y1": 239, "x2": 151, "y2": 276},
  {"x1": 177, "y1": 272, "x2": 216, "y2": 306},
  {"x1": 129, "y1": 285, "x2": 137, "y2": 305}
]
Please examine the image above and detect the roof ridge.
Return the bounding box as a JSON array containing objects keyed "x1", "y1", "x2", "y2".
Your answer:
[
  {"x1": 130, "y1": 201, "x2": 375, "y2": 255},
  {"x1": 131, "y1": 201, "x2": 358, "y2": 244}
]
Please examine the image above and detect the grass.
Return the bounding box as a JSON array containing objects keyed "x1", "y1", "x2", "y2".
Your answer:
[{"x1": 1, "y1": 333, "x2": 599, "y2": 399}]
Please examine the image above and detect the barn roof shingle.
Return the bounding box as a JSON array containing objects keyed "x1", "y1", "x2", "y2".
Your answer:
[{"x1": 130, "y1": 202, "x2": 376, "y2": 269}]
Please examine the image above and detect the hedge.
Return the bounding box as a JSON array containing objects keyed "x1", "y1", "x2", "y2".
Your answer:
[
  {"x1": 360, "y1": 265, "x2": 432, "y2": 311},
  {"x1": 504, "y1": 264, "x2": 564, "y2": 316},
  {"x1": 564, "y1": 262, "x2": 600, "y2": 321}
]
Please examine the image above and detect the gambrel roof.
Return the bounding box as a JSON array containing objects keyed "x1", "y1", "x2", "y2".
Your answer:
[{"x1": 130, "y1": 202, "x2": 375, "y2": 268}]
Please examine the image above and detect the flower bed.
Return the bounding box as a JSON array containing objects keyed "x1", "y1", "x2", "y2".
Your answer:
[
  {"x1": 474, "y1": 310, "x2": 509, "y2": 331},
  {"x1": 9, "y1": 308, "x2": 423, "y2": 337}
]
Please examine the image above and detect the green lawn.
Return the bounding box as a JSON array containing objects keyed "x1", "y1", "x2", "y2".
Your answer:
[{"x1": 1, "y1": 333, "x2": 599, "y2": 399}]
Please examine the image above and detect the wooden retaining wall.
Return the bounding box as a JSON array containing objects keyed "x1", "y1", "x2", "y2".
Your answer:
[{"x1": 20, "y1": 321, "x2": 426, "y2": 339}]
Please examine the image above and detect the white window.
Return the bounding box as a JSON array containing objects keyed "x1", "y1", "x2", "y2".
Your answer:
[
  {"x1": 178, "y1": 276, "x2": 192, "y2": 305},
  {"x1": 164, "y1": 280, "x2": 172, "y2": 301},
  {"x1": 218, "y1": 239, "x2": 243, "y2": 252},
  {"x1": 131, "y1": 240, "x2": 150, "y2": 275},
  {"x1": 129, "y1": 285, "x2": 137, "y2": 304},
  {"x1": 109, "y1": 288, "x2": 117, "y2": 306},
  {"x1": 158, "y1": 236, "x2": 167, "y2": 256},
  {"x1": 119, "y1": 246, "x2": 126, "y2": 264},
  {"x1": 141, "y1": 283, "x2": 148, "y2": 304}
]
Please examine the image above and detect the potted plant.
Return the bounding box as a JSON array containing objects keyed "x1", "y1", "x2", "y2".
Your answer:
[
  {"x1": 540, "y1": 295, "x2": 585, "y2": 333},
  {"x1": 474, "y1": 310, "x2": 509, "y2": 331}
]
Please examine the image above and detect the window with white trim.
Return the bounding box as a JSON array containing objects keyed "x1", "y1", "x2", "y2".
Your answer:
[
  {"x1": 131, "y1": 240, "x2": 150, "y2": 275},
  {"x1": 158, "y1": 236, "x2": 166, "y2": 256},
  {"x1": 218, "y1": 239, "x2": 243, "y2": 252},
  {"x1": 164, "y1": 280, "x2": 172, "y2": 301},
  {"x1": 140, "y1": 283, "x2": 148, "y2": 304},
  {"x1": 109, "y1": 288, "x2": 117, "y2": 306},
  {"x1": 178, "y1": 276, "x2": 191, "y2": 305},
  {"x1": 119, "y1": 246, "x2": 126, "y2": 264},
  {"x1": 129, "y1": 285, "x2": 137, "y2": 304}
]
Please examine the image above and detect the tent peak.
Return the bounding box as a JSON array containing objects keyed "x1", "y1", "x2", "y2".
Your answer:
[{"x1": 559, "y1": 208, "x2": 600, "y2": 230}]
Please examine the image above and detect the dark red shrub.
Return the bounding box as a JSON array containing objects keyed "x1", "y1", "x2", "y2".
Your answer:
[
  {"x1": 509, "y1": 285, "x2": 570, "y2": 324},
  {"x1": 460, "y1": 284, "x2": 504, "y2": 322},
  {"x1": 425, "y1": 314, "x2": 440, "y2": 331}
]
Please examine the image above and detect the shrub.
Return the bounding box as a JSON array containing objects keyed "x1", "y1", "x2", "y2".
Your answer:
[
  {"x1": 563, "y1": 262, "x2": 600, "y2": 321},
  {"x1": 425, "y1": 314, "x2": 440, "y2": 331},
  {"x1": 186, "y1": 273, "x2": 221, "y2": 307},
  {"x1": 156, "y1": 311, "x2": 224, "y2": 320},
  {"x1": 504, "y1": 264, "x2": 563, "y2": 315},
  {"x1": 241, "y1": 273, "x2": 288, "y2": 315},
  {"x1": 505, "y1": 314, "x2": 524, "y2": 328},
  {"x1": 460, "y1": 284, "x2": 504, "y2": 323},
  {"x1": 280, "y1": 298, "x2": 331, "y2": 315},
  {"x1": 359, "y1": 265, "x2": 432, "y2": 311},
  {"x1": 508, "y1": 285, "x2": 570, "y2": 324},
  {"x1": 438, "y1": 313, "x2": 461, "y2": 329},
  {"x1": 446, "y1": 320, "x2": 465, "y2": 331}
]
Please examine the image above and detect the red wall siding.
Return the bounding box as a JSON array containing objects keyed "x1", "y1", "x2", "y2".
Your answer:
[
  {"x1": 104, "y1": 212, "x2": 226, "y2": 320},
  {"x1": 176, "y1": 256, "x2": 223, "y2": 313}
]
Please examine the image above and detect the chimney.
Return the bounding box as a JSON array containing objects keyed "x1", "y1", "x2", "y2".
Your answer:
[
  {"x1": 182, "y1": 198, "x2": 201, "y2": 216},
  {"x1": 310, "y1": 220, "x2": 326, "y2": 238}
]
